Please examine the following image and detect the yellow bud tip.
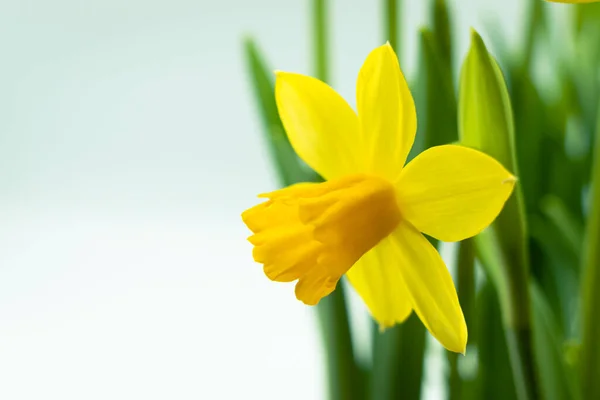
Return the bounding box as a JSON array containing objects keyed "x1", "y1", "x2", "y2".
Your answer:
[
  {"x1": 503, "y1": 175, "x2": 518, "y2": 184},
  {"x1": 273, "y1": 69, "x2": 289, "y2": 77},
  {"x1": 469, "y1": 28, "x2": 488, "y2": 57},
  {"x1": 469, "y1": 27, "x2": 478, "y2": 39}
]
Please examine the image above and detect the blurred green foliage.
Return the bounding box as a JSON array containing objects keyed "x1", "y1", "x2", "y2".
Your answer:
[{"x1": 243, "y1": 0, "x2": 600, "y2": 399}]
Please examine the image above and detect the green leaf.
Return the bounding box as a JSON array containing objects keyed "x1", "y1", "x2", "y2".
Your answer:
[
  {"x1": 383, "y1": 0, "x2": 400, "y2": 56},
  {"x1": 474, "y1": 282, "x2": 518, "y2": 400},
  {"x1": 432, "y1": 0, "x2": 452, "y2": 67},
  {"x1": 418, "y1": 28, "x2": 458, "y2": 149},
  {"x1": 540, "y1": 196, "x2": 584, "y2": 262},
  {"x1": 243, "y1": 38, "x2": 318, "y2": 186},
  {"x1": 447, "y1": 239, "x2": 476, "y2": 400},
  {"x1": 580, "y1": 105, "x2": 600, "y2": 400},
  {"x1": 509, "y1": 69, "x2": 546, "y2": 215},
  {"x1": 317, "y1": 285, "x2": 364, "y2": 400},
  {"x1": 371, "y1": 315, "x2": 426, "y2": 400},
  {"x1": 528, "y1": 214, "x2": 580, "y2": 338},
  {"x1": 568, "y1": 24, "x2": 600, "y2": 132},
  {"x1": 574, "y1": 3, "x2": 600, "y2": 34},
  {"x1": 521, "y1": 0, "x2": 546, "y2": 74},
  {"x1": 244, "y1": 36, "x2": 360, "y2": 400},
  {"x1": 531, "y1": 283, "x2": 580, "y2": 400},
  {"x1": 458, "y1": 29, "x2": 539, "y2": 400},
  {"x1": 313, "y1": 0, "x2": 329, "y2": 83}
]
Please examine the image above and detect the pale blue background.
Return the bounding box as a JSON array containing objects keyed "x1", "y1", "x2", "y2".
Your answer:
[{"x1": 0, "y1": 0, "x2": 555, "y2": 399}]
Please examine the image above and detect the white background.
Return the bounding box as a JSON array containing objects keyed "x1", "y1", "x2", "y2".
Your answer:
[{"x1": 0, "y1": 0, "x2": 545, "y2": 398}]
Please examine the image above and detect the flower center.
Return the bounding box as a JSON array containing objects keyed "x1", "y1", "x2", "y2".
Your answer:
[{"x1": 242, "y1": 174, "x2": 401, "y2": 305}]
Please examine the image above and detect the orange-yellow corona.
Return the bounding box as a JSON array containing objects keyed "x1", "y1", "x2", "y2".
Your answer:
[{"x1": 242, "y1": 43, "x2": 516, "y2": 353}]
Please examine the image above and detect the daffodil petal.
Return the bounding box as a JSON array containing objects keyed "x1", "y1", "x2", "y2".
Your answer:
[
  {"x1": 275, "y1": 72, "x2": 361, "y2": 180},
  {"x1": 389, "y1": 221, "x2": 467, "y2": 353},
  {"x1": 397, "y1": 144, "x2": 516, "y2": 242},
  {"x1": 346, "y1": 237, "x2": 412, "y2": 328},
  {"x1": 356, "y1": 43, "x2": 416, "y2": 180}
]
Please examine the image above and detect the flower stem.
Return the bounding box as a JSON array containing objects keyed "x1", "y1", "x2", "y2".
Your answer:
[
  {"x1": 371, "y1": 315, "x2": 426, "y2": 400},
  {"x1": 384, "y1": 0, "x2": 399, "y2": 53},
  {"x1": 522, "y1": 0, "x2": 545, "y2": 73},
  {"x1": 313, "y1": 0, "x2": 329, "y2": 83},
  {"x1": 448, "y1": 239, "x2": 475, "y2": 400},
  {"x1": 580, "y1": 107, "x2": 600, "y2": 399},
  {"x1": 312, "y1": 2, "x2": 362, "y2": 399},
  {"x1": 316, "y1": 286, "x2": 363, "y2": 400}
]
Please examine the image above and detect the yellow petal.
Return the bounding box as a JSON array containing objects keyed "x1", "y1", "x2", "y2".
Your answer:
[
  {"x1": 275, "y1": 72, "x2": 361, "y2": 180},
  {"x1": 346, "y1": 238, "x2": 412, "y2": 328},
  {"x1": 389, "y1": 221, "x2": 467, "y2": 353},
  {"x1": 396, "y1": 145, "x2": 516, "y2": 242},
  {"x1": 356, "y1": 43, "x2": 416, "y2": 180}
]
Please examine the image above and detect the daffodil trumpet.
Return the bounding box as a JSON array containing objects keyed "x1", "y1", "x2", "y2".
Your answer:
[{"x1": 242, "y1": 43, "x2": 516, "y2": 353}]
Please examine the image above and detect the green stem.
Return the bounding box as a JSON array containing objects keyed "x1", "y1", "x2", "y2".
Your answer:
[
  {"x1": 371, "y1": 316, "x2": 426, "y2": 400},
  {"x1": 505, "y1": 326, "x2": 539, "y2": 400},
  {"x1": 432, "y1": 0, "x2": 452, "y2": 67},
  {"x1": 384, "y1": 0, "x2": 399, "y2": 53},
  {"x1": 580, "y1": 107, "x2": 600, "y2": 399},
  {"x1": 313, "y1": 0, "x2": 329, "y2": 83},
  {"x1": 496, "y1": 203, "x2": 540, "y2": 400},
  {"x1": 448, "y1": 239, "x2": 475, "y2": 400},
  {"x1": 316, "y1": 286, "x2": 362, "y2": 400},
  {"x1": 522, "y1": 0, "x2": 544, "y2": 73},
  {"x1": 312, "y1": 2, "x2": 361, "y2": 399}
]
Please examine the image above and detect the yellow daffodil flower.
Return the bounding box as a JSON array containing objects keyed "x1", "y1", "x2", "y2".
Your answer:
[{"x1": 242, "y1": 43, "x2": 516, "y2": 353}]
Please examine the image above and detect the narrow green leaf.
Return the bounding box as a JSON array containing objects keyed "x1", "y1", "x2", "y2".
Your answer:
[
  {"x1": 568, "y1": 24, "x2": 600, "y2": 132},
  {"x1": 313, "y1": 0, "x2": 329, "y2": 83},
  {"x1": 540, "y1": 196, "x2": 584, "y2": 262},
  {"x1": 531, "y1": 283, "x2": 580, "y2": 400},
  {"x1": 474, "y1": 282, "x2": 518, "y2": 400},
  {"x1": 522, "y1": 0, "x2": 545, "y2": 73},
  {"x1": 545, "y1": 142, "x2": 587, "y2": 221},
  {"x1": 529, "y1": 214, "x2": 580, "y2": 338},
  {"x1": 418, "y1": 28, "x2": 458, "y2": 150},
  {"x1": 432, "y1": 0, "x2": 452, "y2": 67},
  {"x1": 580, "y1": 105, "x2": 600, "y2": 399},
  {"x1": 317, "y1": 286, "x2": 364, "y2": 400},
  {"x1": 371, "y1": 315, "x2": 426, "y2": 400},
  {"x1": 244, "y1": 34, "x2": 360, "y2": 400},
  {"x1": 574, "y1": 3, "x2": 600, "y2": 34},
  {"x1": 243, "y1": 38, "x2": 318, "y2": 186},
  {"x1": 383, "y1": 0, "x2": 400, "y2": 54},
  {"x1": 448, "y1": 239, "x2": 475, "y2": 400},
  {"x1": 459, "y1": 29, "x2": 539, "y2": 400},
  {"x1": 510, "y1": 69, "x2": 546, "y2": 215}
]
